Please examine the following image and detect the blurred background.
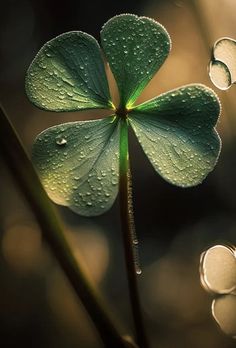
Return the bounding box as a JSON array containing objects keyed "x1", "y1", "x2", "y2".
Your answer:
[{"x1": 1, "y1": 0, "x2": 236, "y2": 347}]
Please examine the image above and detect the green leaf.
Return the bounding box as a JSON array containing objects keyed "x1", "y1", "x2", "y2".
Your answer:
[
  {"x1": 209, "y1": 60, "x2": 231, "y2": 90},
  {"x1": 32, "y1": 116, "x2": 120, "y2": 216},
  {"x1": 26, "y1": 32, "x2": 113, "y2": 112},
  {"x1": 101, "y1": 14, "x2": 171, "y2": 108},
  {"x1": 129, "y1": 84, "x2": 221, "y2": 187}
]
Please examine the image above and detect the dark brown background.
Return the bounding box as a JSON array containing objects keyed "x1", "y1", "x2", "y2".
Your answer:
[{"x1": 1, "y1": 0, "x2": 236, "y2": 347}]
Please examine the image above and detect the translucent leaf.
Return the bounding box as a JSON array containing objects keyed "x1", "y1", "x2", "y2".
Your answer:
[
  {"x1": 212, "y1": 295, "x2": 236, "y2": 337},
  {"x1": 129, "y1": 84, "x2": 221, "y2": 187},
  {"x1": 213, "y1": 37, "x2": 236, "y2": 83},
  {"x1": 26, "y1": 32, "x2": 113, "y2": 112},
  {"x1": 32, "y1": 116, "x2": 120, "y2": 216},
  {"x1": 101, "y1": 14, "x2": 171, "y2": 108},
  {"x1": 209, "y1": 60, "x2": 231, "y2": 90},
  {"x1": 200, "y1": 245, "x2": 236, "y2": 294}
]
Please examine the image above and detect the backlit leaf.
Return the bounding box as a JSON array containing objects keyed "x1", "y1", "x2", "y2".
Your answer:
[
  {"x1": 26, "y1": 32, "x2": 113, "y2": 112},
  {"x1": 129, "y1": 84, "x2": 221, "y2": 187},
  {"x1": 32, "y1": 116, "x2": 120, "y2": 216},
  {"x1": 101, "y1": 14, "x2": 171, "y2": 108}
]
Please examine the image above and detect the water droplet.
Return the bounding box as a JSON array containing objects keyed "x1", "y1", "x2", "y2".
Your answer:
[
  {"x1": 56, "y1": 137, "x2": 67, "y2": 146},
  {"x1": 136, "y1": 268, "x2": 142, "y2": 275}
]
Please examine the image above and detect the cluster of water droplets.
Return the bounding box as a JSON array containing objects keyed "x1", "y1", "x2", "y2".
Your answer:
[
  {"x1": 129, "y1": 85, "x2": 220, "y2": 187},
  {"x1": 101, "y1": 14, "x2": 170, "y2": 105},
  {"x1": 26, "y1": 31, "x2": 112, "y2": 112},
  {"x1": 127, "y1": 169, "x2": 142, "y2": 275},
  {"x1": 32, "y1": 117, "x2": 120, "y2": 216}
]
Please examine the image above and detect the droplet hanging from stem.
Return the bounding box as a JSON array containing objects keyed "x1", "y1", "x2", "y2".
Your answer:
[{"x1": 127, "y1": 168, "x2": 142, "y2": 275}]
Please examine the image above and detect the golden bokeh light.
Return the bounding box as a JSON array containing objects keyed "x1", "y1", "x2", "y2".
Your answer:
[{"x1": 2, "y1": 220, "x2": 43, "y2": 273}]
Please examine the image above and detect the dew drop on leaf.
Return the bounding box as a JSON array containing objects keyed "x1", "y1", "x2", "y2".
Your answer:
[
  {"x1": 101, "y1": 14, "x2": 171, "y2": 107},
  {"x1": 32, "y1": 116, "x2": 120, "y2": 216},
  {"x1": 129, "y1": 84, "x2": 220, "y2": 187},
  {"x1": 56, "y1": 137, "x2": 67, "y2": 146},
  {"x1": 25, "y1": 32, "x2": 113, "y2": 112}
]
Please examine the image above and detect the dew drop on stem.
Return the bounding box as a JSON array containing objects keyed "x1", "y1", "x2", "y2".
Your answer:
[{"x1": 128, "y1": 169, "x2": 142, "y2": 276}]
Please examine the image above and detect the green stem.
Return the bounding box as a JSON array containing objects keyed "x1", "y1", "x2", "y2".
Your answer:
[
  {"x1": 119, "y1": 118, "x2": 149, "y2": 348},
  {"x1": 0, "y1": 105, "x2": 130, "y2": 348}
]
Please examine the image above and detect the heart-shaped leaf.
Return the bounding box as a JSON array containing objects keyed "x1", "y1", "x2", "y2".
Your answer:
[
  {"x1": 129, "y1": 84, "x2": 221, "y2": 187},
  {"x1": 200, "y1": 245, "x2": 236, "y2": 294},
  {"x1": 26, "y1": 32, "x2": 113, "y2": 112},
  {"x1": 101, "y1": 14, "x2": 171, "y2": 108},
  {"x1": 32, "y1": 116, "x2": 120, "y2": 216}
]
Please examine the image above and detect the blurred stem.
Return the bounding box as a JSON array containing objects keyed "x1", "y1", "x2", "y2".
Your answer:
[
  {"x1": 0, "y1": 105, "x2": 130, "y2": 348},
  {"x1": 119, "y1": 118, "x2": 149, "y2": 348}
]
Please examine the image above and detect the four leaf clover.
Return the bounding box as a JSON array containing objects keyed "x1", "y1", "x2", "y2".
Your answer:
[{"x1": 26, "y1": 14, "x2": 221, "y2": 216}]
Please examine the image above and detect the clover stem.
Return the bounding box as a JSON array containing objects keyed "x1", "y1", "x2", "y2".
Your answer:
[
  {"x1": 0, "y1": 105, "x2": 131, "y2": 348},
  {"x1": 119, "y1": 118, "x2": 149, "y2": 348}
]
